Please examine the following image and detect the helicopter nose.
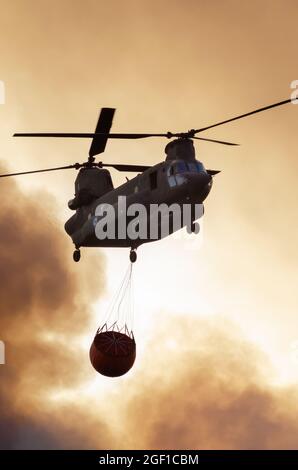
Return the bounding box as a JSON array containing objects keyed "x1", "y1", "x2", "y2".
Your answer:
[
  {"x1": 189, "y1": 171, "x2": 212, "y2": 187},
  {"x1": 200, "y1": 171, "x2": 212, "y2": 185},
  {"x1": 186, "y1": 171, "x2": 213, "y2": 201}
]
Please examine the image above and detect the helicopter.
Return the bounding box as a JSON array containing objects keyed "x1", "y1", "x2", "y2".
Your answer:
[{"x1": 0, "y1": 97, "x2": 295, "y2": 263}]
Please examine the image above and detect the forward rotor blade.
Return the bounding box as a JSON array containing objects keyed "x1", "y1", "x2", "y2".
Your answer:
[
  {"x1": 14, "y1": 132, "x2": 168, "y2": 139},
  {"x1": 14, "y1": 98, "x2": 296, "y2": 142},
  {"x1": 193, "y1": 136, "x2": 239, "y2": 146},
  {"x1": 194, "y1": 98, "x2": 293, "y2": 133},
  {"x1": 102, "y1": 163, "x2": 151, "y2": 172},
  {"x1": 0, "y1": 163, "x2": 80, "y2": 178},
  {"x1": 89, "y1": 108, "x2": 115, "y2": 158}
]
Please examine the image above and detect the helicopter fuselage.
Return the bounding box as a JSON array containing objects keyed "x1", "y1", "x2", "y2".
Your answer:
[{"x1": 65, "y1": 157, "x2": 212, "y2": 250}]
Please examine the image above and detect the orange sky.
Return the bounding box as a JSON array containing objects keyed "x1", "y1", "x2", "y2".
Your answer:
[{"x1": 0, "y1": 0, "x2": 298, "y2": 449}]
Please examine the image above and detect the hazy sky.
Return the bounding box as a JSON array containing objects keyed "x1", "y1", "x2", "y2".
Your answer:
[{"x1": 0, "y1": 0, "x2": 298, "y2": 449}]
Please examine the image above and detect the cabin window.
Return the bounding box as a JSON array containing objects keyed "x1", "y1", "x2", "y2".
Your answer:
[{"x1": 150, "y1": 171, "x2": 158, "y2": 190}]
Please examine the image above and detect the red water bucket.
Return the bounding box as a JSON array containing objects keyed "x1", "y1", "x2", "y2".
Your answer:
[{"x1": 90, "y1": 329, "x2": 136, "y2": 377}]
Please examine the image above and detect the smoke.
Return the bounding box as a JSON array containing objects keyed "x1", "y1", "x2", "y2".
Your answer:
[
  {"x1": 0, "y1": 172, "x2": 108, "y2": 449},
  {"x1": 1, "y1": 173, "x2": 298, "y2": 450},
  {"x1": 118, "y1": 316, "x2": 298, "y2": 450}
]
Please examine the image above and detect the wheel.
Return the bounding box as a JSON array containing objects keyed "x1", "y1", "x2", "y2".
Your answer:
[
  {"x1": 129, "y1": 250, "x2": 137, "y2": 263},
  {"x1": 73, "y1": 249, "x2": 81, "y2": 262}
]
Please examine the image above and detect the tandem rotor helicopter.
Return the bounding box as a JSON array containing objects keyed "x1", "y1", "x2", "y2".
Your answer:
[{"x1": 1, "y1": 98, "x2": 296, "y2": 263}]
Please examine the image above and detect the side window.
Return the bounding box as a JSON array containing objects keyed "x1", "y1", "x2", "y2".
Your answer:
[{"x1": 150, "y1": 171, "x2": 158, "y2": 190}]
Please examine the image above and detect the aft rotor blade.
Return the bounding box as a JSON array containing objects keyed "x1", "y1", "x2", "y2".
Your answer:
[
  {"x1": 89, "y1": 108, "x2": 115, "y2": 158},
  {"x1": 194, "y1": 98, "x2": 293, "y2": 133},
  {"x1": 102, "y1": 163, "x2": 151, "y2": 172},
  {"x1": 193, "y1": 136, "x2": 239, "y2": 146},
  {"x1": 0, "y1": 163, "x2": 81, "y2": 178}
]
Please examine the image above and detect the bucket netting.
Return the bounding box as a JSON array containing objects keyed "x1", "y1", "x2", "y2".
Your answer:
[
  {"x1": 100, "y1": 263, "x2": 134, "y2": 337},
  {"x1": 90, "y1": 264, "x2": 135, "y2": 377}
]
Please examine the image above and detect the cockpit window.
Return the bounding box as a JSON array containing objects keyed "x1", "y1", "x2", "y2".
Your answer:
[
  {"x1": 167, "y1": 162, "x2": 186, "y2": 187},
  {"x1": 187, "y1": 162, "x2": 197, "y2": 173},
  {"x1": 176, "y1": 161, "x2": 187, "y2": 173},
  {"x1": 196, "y1": 162, "x2": 205, "y2": 172},
  {"x1": 169, "y1": 165, "x2": 174, "y2": 176},
  {"x1": 168, "y1": 166, "x2": 176, "y2": 187},
  {"x1": 167, "y1": 161, "x2": 205, "y2": 176},
  {"x1": 167, "y1": 160, "x2": 205, "y2": 188},
  {"x1": 187, "y1": 161, "x2": 205, "y2": 172}
]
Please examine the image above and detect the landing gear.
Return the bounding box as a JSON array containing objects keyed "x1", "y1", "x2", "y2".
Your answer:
[
  {"x1": 73, "y1": 248, "x2": 81, "y2": 262},
  {"x1": 130, "y1": 249, "x2": 137, "y2": 263}
]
